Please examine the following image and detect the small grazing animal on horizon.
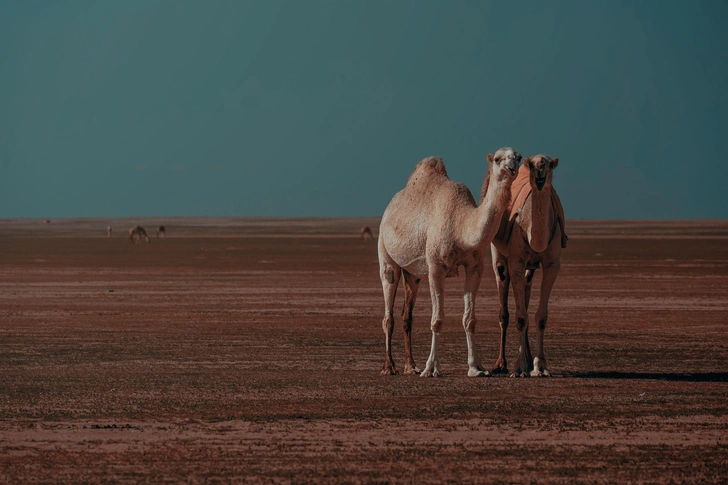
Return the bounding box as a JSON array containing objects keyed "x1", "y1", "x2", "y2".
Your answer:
[
  {"x1": 377, "y1": 148, "x2": 522, "y2": 377},
  {"x1": 489, "y1": 154, "x2": 567, "y2": 378},
  {"x1": 360, "y1": 226, "x2": 374, "y2": 241},
  {"x1": 107, "y1": 225, "x2": 112, "y2": 237},
  {"x1": 129, "y1": 225, "x2": 150, "y2": 244},
  {"x1": 157, "y1": 225, "x2": 166, "y2": 239}
]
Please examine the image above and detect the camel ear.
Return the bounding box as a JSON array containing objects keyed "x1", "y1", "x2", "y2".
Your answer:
[
  {"x1": 486, "y1": 154, "x2": 494, "y2": 164},
  {"x1": 550, "y1": 157, "x2": 559, "y2": 169},
  {"x1": 523, "y1": 156, "x2": 533, "y2": 168}
]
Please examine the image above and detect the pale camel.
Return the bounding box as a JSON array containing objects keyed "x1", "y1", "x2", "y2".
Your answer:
[
  {"x1": 360, "y1": 226, "x2": 374, "y2": 241},
  {"x1": 378, "y1": 148, "x2": 522, "y2": 377},
  {"x1": 489, "y1": 154, "x2": 566, "y2": 377},
  {"x1": 129, "y1": 225, "x2": 150, "y2": 244},
  {"x1": 107, "y1": 225, "x2": 112, "y2": 238},
  {"x1": 157, "y1": 225, "x2": 166, "y2": 239}
]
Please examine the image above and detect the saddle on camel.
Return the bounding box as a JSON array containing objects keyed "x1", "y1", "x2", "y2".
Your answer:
[{"x1": 495, "y1": 164, "x2": 568, "y2": 248}]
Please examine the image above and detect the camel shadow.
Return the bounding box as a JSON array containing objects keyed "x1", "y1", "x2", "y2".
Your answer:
[{"x1": 566, "y1": 371, "x2": 728, "y2": 382}]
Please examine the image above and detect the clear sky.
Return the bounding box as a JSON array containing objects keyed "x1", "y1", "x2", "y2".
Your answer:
[{"x1": 1, "y1": 1, "x2": 726, "y2": 219}]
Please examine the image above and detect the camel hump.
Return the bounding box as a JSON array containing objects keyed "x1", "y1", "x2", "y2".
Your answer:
[
  {"x1": 407, "y1": 156, "x2": 448, "y2": 186},
  {"x1": 419, "y1": 156, "x2": 447, "y2": 175}
]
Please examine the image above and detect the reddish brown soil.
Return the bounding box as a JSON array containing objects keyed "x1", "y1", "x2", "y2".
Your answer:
[{"x1": 1, "y1": 218, "x2": 727, "y2": 484}]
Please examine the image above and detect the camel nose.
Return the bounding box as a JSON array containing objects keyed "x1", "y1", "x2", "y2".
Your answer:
[{"x1": 535, "y1": 171, "x2": 546, "y2": 190}]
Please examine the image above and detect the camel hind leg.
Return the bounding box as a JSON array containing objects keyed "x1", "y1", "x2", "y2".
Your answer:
[
  {"x1": 401, "y1": 270, "x2": 421, "y2": 375},
  {"x1": 378, "y1": 242, "x2": 401, "y2": 376},
  {"x1": 509, "y1": 257, "x2": 533, "y2": 377},
  {"x1": 491, "y1": 246, "x2": 510, "y2": 374}
]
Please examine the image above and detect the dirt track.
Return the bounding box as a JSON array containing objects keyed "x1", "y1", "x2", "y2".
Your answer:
[{"x1": 1, "y1": 218, "x2": 727, "y2": 483}]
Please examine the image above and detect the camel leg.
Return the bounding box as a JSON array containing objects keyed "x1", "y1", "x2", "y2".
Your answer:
[
  {"x1": 420, "y1": 267, "x2": 445, "y2": 377},
  {"x1": 531, "y1": 259, "x2": 560, "y2": 377},
  {"x1": 509, "y1": 258, "x2": 533, "y2": 377},
  {"x1": 401, "y1": 271, "x2": 421, "y2": 375},
  {"x1": 491, "y1": 247, "x2": 510, "y2": 374},
  {"x1": 463, "y1": 264, "x2": 489, "y2": 377},
  {"x1": 524, "y1": 268, "x2": 536, "y2": 311},
  {"x1": 379, "y1": 247, "x2": 401, "y2": 376}
]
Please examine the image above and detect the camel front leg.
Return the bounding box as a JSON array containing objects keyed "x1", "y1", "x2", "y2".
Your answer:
[
  {"x1": 401, "y1": 271, "x2": 422, "y2": 375},
  {"x1": 524, "y1": 268, "x2": 536, "y2": 311},
  {"x1": 379, "y1": 260, "x2": 401, "y2": 376},
  {"x1": 421, "y1": 268, "x2": 445, "y2": 377},
  {"x1": 463, "y1": 264, "x2": 489, "y2": 377},
  {"x1": 509, "y1": 259, "x2": 533, "y2": 377},
  {"x1": 531, "y1": 259, "x2": 560, "y2": 377},
  {"x1": 491, "y1": 246, "x2": 510, "y2": 374}
]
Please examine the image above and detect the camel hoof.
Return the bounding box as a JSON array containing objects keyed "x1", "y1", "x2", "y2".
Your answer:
[
  {"x1": 404, "y1": 365, "x2": 421, "y2": 375},
  {"x1": 491, "y1": 366, "x2": 509, "y2": 375},
  {"x1": 530, "y1": 369, "x2": 551, "y2": 377},
  {"x1": 420, "y1": 369, "x2": 442, "y2": 378},
  {"x1": 468, "y1": 369, "x2": 491, "y2": 378},
  {"x1": 381, "y1": 366, "x2": 399, "y2": 376},
  {"x1": 510, "y1": 372, "x2": 529, "y2": 378}
]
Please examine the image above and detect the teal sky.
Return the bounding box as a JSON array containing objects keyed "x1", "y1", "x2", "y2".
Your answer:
[{"x1": 1, "y1": 1, "x2": 727, "y2": 219}]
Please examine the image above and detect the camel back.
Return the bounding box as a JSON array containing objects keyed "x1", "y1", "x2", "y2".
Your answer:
[{"x1": 496, "y1": 164, "x2": 567, "y2": 248}]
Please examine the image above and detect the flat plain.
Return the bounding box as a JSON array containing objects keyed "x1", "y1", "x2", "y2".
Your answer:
[{"x1": 1, "y1": 218, "x2": 727, "y2": 484}]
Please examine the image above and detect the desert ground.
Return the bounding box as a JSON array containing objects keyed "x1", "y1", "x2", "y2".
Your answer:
[{"x1": 1, "y1": 218, "x2": 727, "y2": 484}]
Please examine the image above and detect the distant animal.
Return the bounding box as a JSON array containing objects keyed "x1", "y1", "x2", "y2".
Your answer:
[
  {"x1": 157, "y1": 225, "x2": 166, "y2": 239},
  {"x1": 129, "y1": 225, "x2": 150, "y2": 244},
  {"x1": 107, "y1": 225, "x2": 112, "y2": 237},
  {"x1": 43, "y1": 219, "x2": 51, "y2": 224},
  {"x1": 490, "y1": 154, "x2": 566, "y2": 377},
  {"x1": 360, "y1": 226, "x2": 374, "y2": 240},
  {"x1": 377, "y1": 148, "x2": 522, "y2": 377}
]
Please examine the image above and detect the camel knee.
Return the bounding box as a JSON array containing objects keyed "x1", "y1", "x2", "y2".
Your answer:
[
  {"x1": 499, "y1": 309, "x2": 509, "y2": 328},
  {"x1": 496, "y1": 264, "x2": 507, "y2": 282},
  {"x1": 516, "y1": 317, "x2": 527, "y2": 331},
  {"x1": 382, "y1": 316, "x2": 395, "y2": 334},
  {"x1": 538, "y1": 317, "x2": 547, "y2": 330},
  {"x1": 463, "y1": 318, "x2": 477, "y2": 333},
  {"x1": 383, "y1": 267, "x2": 396, "y2": 285},
  {"x1": 430, "y1": 319, "x2": 443, "y2": 333},
  {"x1": 402, "y1": 314, "x2": 413, "y2": 333}
]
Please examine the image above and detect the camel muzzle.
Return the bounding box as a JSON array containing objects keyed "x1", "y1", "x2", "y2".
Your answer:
[{"x1": 535, "y1": 177, "x2": 546, "y2": 190}]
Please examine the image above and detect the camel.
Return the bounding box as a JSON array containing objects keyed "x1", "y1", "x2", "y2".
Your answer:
[
  {"x1": 489, "y1": 154, "x2": 566, "y2": 377},
  {"x1": 378, "y1": 148, "x2": 522, "y2": 377},
  {"x1": 107, "y1": 225, "x2": 112, "y2": 237},
  {"x1": 157, "y1": 225, "x2": 166, "y2": 239},
  {"x1": 129, "y1": 225, "x2": 150, "y2": 244},
  {"x1": 360, "y1": 226, "x2": 374, "y2": 240}
]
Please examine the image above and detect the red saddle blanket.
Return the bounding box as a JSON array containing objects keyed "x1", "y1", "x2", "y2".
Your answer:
[{"x1": 496, "y1": 164, "x2": 567, "y2": 248}]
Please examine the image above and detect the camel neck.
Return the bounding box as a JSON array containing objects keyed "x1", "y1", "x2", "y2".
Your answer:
[
  {"x1": 462, "y1": 177, "x2": 510, "y2": 249},
  {"x1": 525, "y1": 186, "x2": 552, "y2": 253}
]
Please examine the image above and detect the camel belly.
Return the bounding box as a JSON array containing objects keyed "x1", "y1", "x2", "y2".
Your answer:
[{"x1": 398, "y1": 257, "x2": 428, "y2": 278}]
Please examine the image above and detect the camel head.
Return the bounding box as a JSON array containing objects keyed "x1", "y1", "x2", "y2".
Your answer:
[
  {"x1": 486, "y1": 147, "x2": 522, "y2": 181},
  {"x1": 524, "y1": 154, "x2": 559, "y2": 191}
]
